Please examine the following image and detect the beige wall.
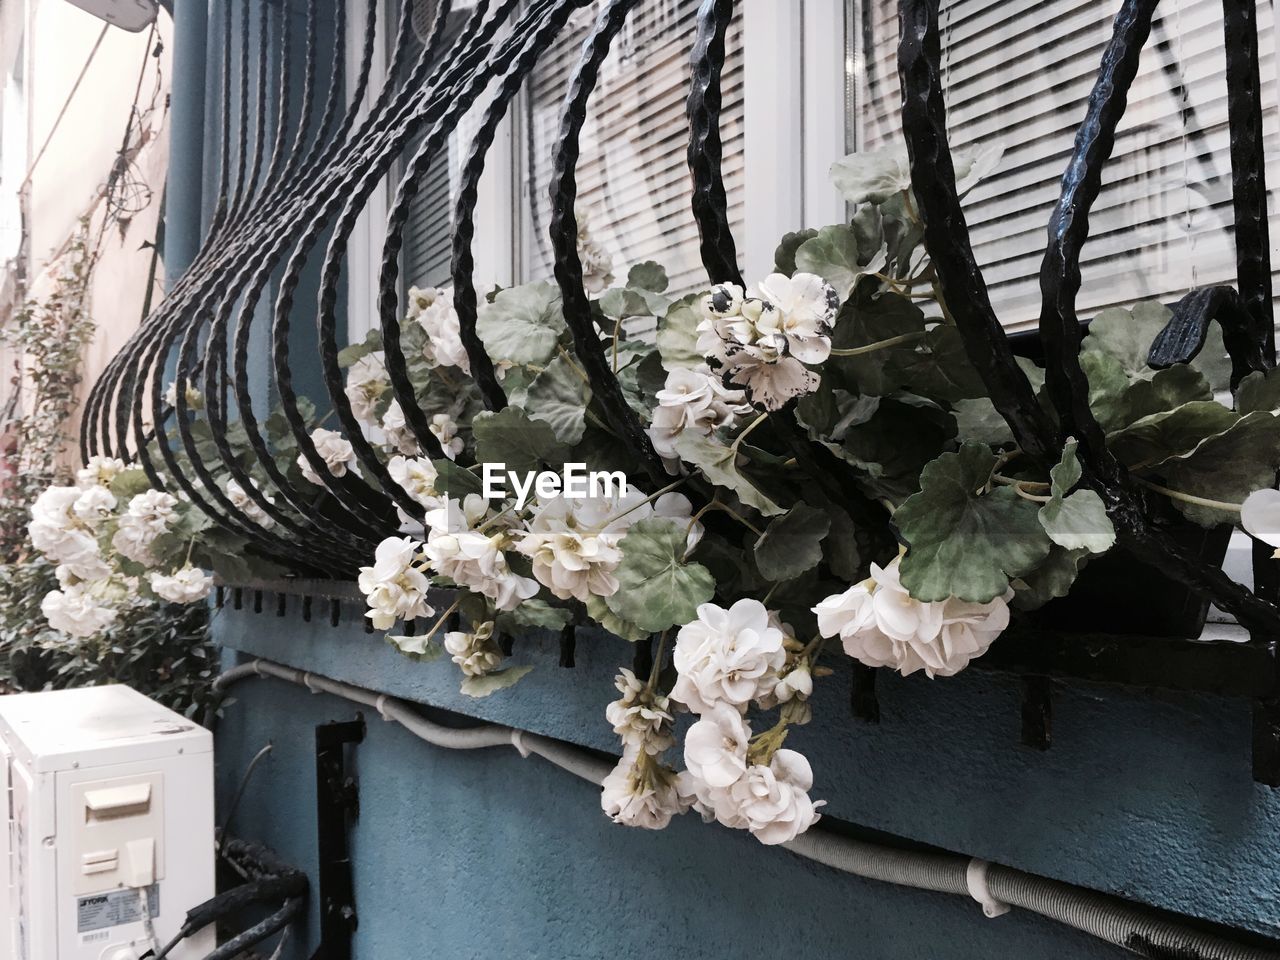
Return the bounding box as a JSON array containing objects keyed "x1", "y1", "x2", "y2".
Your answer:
[{"x1": 3, "y1": 0, "x2": 171, "y2": 463}]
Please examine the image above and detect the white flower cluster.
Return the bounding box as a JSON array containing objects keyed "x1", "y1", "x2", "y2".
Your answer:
[
  {"x1": 575, "y1": 206, "x2": 615, "y2": 294},
  {"x1": 225, "y1": 477, "x2": 275, "y2": 529},
  {"x1": 357, "y1": 536, "x2": 435, "y2": 631},
  {"x1": 344, "y1": 353, "x2": 389, "y2": 423},
  {"x1": 443, "y1": 620, "x2": 503, "y2": 677},
  {"x1": 164, "y1": 380, "x2": 204, "y2": 411},
  {"x1": 671, "y1": 599, "x2": 824, "y2": 845},
  {"x1": 111, "y1": 489, "x2": 179, "y2": 565},
  {"x1": 29, "y1": 458, "x2": 217, "y2": 640},
  {"x1": 647, "y1": 365, "x2": 749, "y2": 464},
  {"x1": 297, "y1": 428, "x2": 359, "y2": 485},
  {"x1": 424, "y1": 495, "x2": 538, "y2": 611},
  {"x1": 697, "y1": 272, "x2": 839, "y2": 411},
  {"x1": 600, "y1": 669, "x2": 689, "y2": 830},
  {"x1": 516, "y1": 489, "x2": 700, "y2": 603},
  {"x1": 407, "y1": 286, "x2": 470, "y2": 373},
  {"x1": 813, "y1": 556, "x2": 1010, "y2": 678},
  {"x1": 150, "y1": 565, "x2": 214, "y2": 604}
]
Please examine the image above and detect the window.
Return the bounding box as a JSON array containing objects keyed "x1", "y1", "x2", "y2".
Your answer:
[
  {"x1": 518, "y1": 0, "x2": 746, "y2": 293},
  {"x1": 847, "y1": 0, "x2": 1280, "y2": 331}
]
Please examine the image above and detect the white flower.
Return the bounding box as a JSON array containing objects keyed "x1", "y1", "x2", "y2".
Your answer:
[
  {"x1": 110, "y1": 490, "x2": 179, "y2": 566},
  {"x1": 388, "y1": 456, "x2": 440, "y2": 510},
  {"x1": 605, "y1": 668, "x2": 675, "y2": 755},
  {"x1": 601, "y1": 750, "x2": 690, "y2": 830},
  {"x1": 814, "y1": 557, "x2": 1010, "y2": 678},
  {"x1": 164, "y1": 380, "x2": 204, "y2": 411},
  {"x1": 380, "y1": 400, "x2": 420, "y2": 456},
  {"x1": 443, "y1": 621, "x2": 503, "y2": 676},
  {"x1": 750, "y1": 273, "x2": 839, "y2": 364},
  {"x1": 721, "y1": 749, "x2": 823, "y2": 845},
  {"x1": 517, "y1": 488, "x2": 700, "y2": 603},
  {"x1": 358, "y1": 536, "x2": 434, "y2": 630},
  {"x1": 671, "y1": 599, "x2": 787, "y2": 713},
  {"x1": 576, "y1": 206, "x2": 615, "y2": 294},
  {"x1": 407, "y1": 286, "x2": 470, "y2": 373},
  {"x1": 344, "y1": 353, "x2": 389, "y2": 424},
  {"x1": 647, "y1": 366, "x2": 748, "y2": 461},
  {"x1": 72, "y1": 486, "x2": 116, "y2": 525},
  {"x1": 225, "y1": 478, "x2": 275, "y2": 528},
  {"x1": 298, "y1": 428, "x2": 358, "y2": 484},
  {"x1": 76, "y1": 456, "x2": 126, "y2": 489},
  {"x1": 1242, "y1": 488, "x2": 1280, "y2": 554},
  {"x1": 683, "y1": 703, "x2": 751, "y2": 789},
  {"x1": 149, "y1": 566, "x2": 214, "y2": 604},
  {"x1": 42, "y1": 585, "x2": 116, "y2": 638},
  {"x1": 30, "y1": 485, "x2": 80, "y2": 531},
  {"x1": 695, "y1": 278, "x2": 830, "y2": 411},
  {"x1": 429, "y1": 414, "x2": 464, "y2": 461}
]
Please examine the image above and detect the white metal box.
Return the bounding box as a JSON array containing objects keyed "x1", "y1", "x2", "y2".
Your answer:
[{"x1": 0, "y1": 686, "x2": 215, "y2": 960}]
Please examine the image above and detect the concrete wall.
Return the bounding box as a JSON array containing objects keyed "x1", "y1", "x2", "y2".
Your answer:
[{"x1": 211, "y1": 600, "x2": 1280, "y2": 959}]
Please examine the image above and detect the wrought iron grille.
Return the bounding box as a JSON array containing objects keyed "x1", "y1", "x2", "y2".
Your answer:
[{"x1": 83, "y1": 0, "x2": 1280, "y2": 777}]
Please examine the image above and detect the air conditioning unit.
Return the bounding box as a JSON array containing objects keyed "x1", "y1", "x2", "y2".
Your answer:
[{"x1": 0, "y1": 686, "x2": 215, "y2": 960}]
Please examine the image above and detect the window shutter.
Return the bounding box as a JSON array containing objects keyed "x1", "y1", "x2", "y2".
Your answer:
[
  {"x1": 521, "y1": 0, "x2": 746, "y2": 294},
  {"x1": 850, "y1": 0, "x2": 1280, "y2": 331}
]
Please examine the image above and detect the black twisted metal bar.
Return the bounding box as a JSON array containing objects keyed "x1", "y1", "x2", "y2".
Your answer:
[
  {"x1": 1148, "y1": 286, "x2": 1266, "y2": 390},
  {"x1": 1223, "y1": 0, "x2": 1275, "y2": 365},
  {"x1": 687, "y1": 0, "x2": 744, "y2": 289},
  {"x1": 549, "y1": 0, "x2": 670, "y2": 486}
]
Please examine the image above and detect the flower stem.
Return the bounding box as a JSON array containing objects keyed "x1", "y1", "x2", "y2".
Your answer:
[
  {"x1": 1136, "y1": 478, "x2": 1242, "y2": 514},
  {"x1": 556, "y1": 346, "x2": 591, "y2": 387},
  {"x1": 647, "y1": 630, "x2": 668, "y2": 692},
  {"x1": 420, "y1": 597, "x2": 462, "y2": 639},
  {"x1": 602, "y1": 476, "x2": 687, "y2": 527},
  {"x1": 730, "y1": 413, "x2": 769, "y2": 455},
  {"x1": 828, "y1": 331, "x2": 925, "y2": 357}
]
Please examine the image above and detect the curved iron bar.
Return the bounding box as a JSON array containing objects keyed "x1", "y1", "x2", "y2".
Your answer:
[
  {"x1": 549, "y1": 0, "x2": 669, "y2": 486},
  {"x1": 1148, "y1": 286, "x2": 1266, "y2": 391},
  {"x1": 686, "y1": 0, "x2": 743, "y2": 289}
]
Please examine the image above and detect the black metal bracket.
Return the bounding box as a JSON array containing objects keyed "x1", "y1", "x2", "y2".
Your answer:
[{"x1": 312, "y1": 717, "x2": 365, "y2": 960}]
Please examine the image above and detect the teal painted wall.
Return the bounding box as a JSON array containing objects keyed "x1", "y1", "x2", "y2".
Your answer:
[{"x1": 211, "y1": 599, "x2": 1280, "y2": 959}]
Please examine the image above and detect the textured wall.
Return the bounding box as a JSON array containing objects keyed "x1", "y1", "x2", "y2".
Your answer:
[{"x1": 212, "y1": 599, "x2": 1280, "y2": 958}]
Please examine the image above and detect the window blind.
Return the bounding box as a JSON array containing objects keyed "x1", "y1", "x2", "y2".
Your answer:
[
  {"x1": 520, "y1": 0, "x2": 746, "y2": 294},
  {"x1": 848, "y1": 0, "x2": 1280, "y2": 332}
]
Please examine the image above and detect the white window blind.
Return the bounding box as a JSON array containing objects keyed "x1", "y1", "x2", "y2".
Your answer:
[
  {"x1": 848, "y1": 0, "x2": 1280, "y2": 332},
  {"x1": 520, "y1": 0, "x2": 746, "y2": 293}
]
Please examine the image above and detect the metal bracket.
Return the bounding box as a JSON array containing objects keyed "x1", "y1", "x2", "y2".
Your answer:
[{"x1": 312, "y1": 717, "x2": 365, "y2": 960}]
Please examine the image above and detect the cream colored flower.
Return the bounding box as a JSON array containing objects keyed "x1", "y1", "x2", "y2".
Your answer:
[
  {"x1": 408, "y1": 286, "x2": 470, "y2": 373},
  {"x1": 443, "y1": 621, "x2": 503, "y2": 677},
  {"x1": 150, "y1": 566, "x2": 214, "y2": 604},
  {"x1": 683, "y1": 702, "x2": 751, "y2": 789},
  {"x1": 606, "y1": 668, "x2": 675, "y2": 755},
  {"x1": 344, "y1": 353, "x2": 389, "y2": 425},
  {"x1": 721, "y1": 749, "x2": 823, "y2": 845},
  {"x1": 42, "y1": 584, "x2": 116, "y2": 638},
  {"x1": 601, "y1": 750, "x2": 690, "y2": 830},
  {"x1": 357, "y1": 536, "x2": 434, "y2": 630},
  {"x1": 671, "y1": 599, "x2": 787, "y2": 713},
  {"x1": 381, "y1": 400, "x2": 421, "y2": 456},
  {"x1": 164, "y1": 380, "x2": 204, "y2": 411},
  {"x1": 388, "y1": 456, "x2": 440, "y2": 510},
  {"x1": 76, "y1": 456, "x2": 126, "y2": 489},
  {"x1": 429, "y1": 414, "x2": 464, "y2": 461},
  {"x1": 297, "y1": 429, "x2": 358, "y2": 485},
  {"x1": 225, "y1": 477, "x2": 275, "y2": 528}
]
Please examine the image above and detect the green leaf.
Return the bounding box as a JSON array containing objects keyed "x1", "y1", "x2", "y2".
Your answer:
[
  {"x1": 432, "y1": 458, "x2": 483, "y2": 499},
  {"x1": 1107, "y1": 401, "x2": 1239, "y2": 470},
  {"x1": 830, "y1": 148, "x2": 911, "y2": 205},
  {"x1": 774, "y1": 229, "x2": 819, "y2": 276},
  {"x1": 822, "y1": 505, "x2": 864, "y2": 581},
  {"x1": 1081, "y1": 349, "x2": 1132, "y2": 432},
  {"x1": 794, "y1": 224, "x2": 881, "y2": 299},
  {"x1": 387, "y1": 633, "x2": 444, "y2": 662},
  {"x1": 495, "y1": 599, "x2": 572, "y2": 634},
  {"x1": 337, "y1": 331, "x2": 382, "y2": 368},
  {"x1": 952, "y1": 397, "x2": 1014, "y2": 447},
  {"x1": 754, "y1": 504, "x2": 831, "y2": 581},
  {"x1": 1011, "y1": 546, "x2": 1090, "y2": 611},
  {"x1": 109, "y1": 468, "x2": 153, "y2": 500},
  {"x1": 460, "y1": 665, "x2": 533, "y2": 698},
  {"x1": 838, "y1": 394, "x2": 957, "y2": 502},
  {"x1": 476, "y1": 281, "x2": 565, "y2": 366},
  {"x1": 525, "y1": 357, "x2": 591, "y2": 445},
  {"x1": 472, "y1": 407, "x2": 566, "y2": 474},
  {"x1": 1162, "y1": 411, "x2": 1280, "y2": 526},
  {"x1": 826, "y1": 288, "x2": 926, "y2": 397},
  {"x1": 605, "y1": 519, "x2": 716, "y2": 632},
  {"x1": 896, "y1": 442, "x2": 1053, "y2": 602},
  {"x1": 673, "y1": 432, "x2": 785, "y2": 516},
  {"x1": 656, "y1": 296, "x2": 703, "y2": 372},
  {"x1": 585, "y1": 595, "x2": 649, "y2": 642},
  {"x1": 627, "y1": 261, "x2": 668, "y2": 293},
  {"x1": 897, "y1": 325, "x2": 988, "y2": 402},
  {"x1": 1108, "y1": 364, "x2": 1211, "y2": 432},
  {"x1": 1237, "y1": 367, "x2": 1280, "y2": 415},
  {"x1": 1083, "y1": 301, "x2": 1170, "y2": 378},
  {"x1": 1037, "y1": 442, "x2": 1115, "y2": 553}
]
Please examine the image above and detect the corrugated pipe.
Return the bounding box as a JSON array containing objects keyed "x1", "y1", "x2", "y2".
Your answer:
[{"x1": 214, "y1": 659, "x2": 1280, "y2": 960}]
